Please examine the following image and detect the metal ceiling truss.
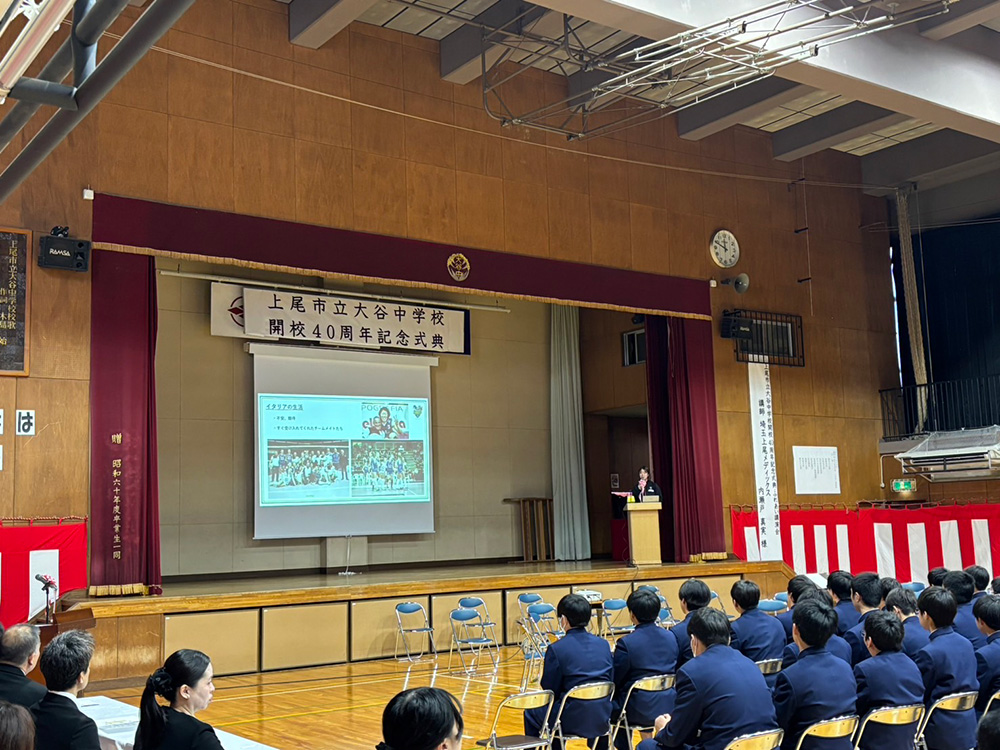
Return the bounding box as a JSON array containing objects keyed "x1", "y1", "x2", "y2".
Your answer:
[{"x1": 388, "y1": 0, "x2": 955, "y2": 141}]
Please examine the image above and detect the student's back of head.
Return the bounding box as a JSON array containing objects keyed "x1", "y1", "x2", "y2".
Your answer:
[
  {"x1": 974, "y1": 594, "x2": 1000, "y2": 633},
  {"x1": 879, "y1": 577, "x2": 902, "y2": 605},
  {"x1": 965, "y1": 565, "x2": 990, "y2": 593},
  {"x1": 0, "y1": 626, "x2": 39, "y2": 670},
  {"x1": 787, "y1": 575, "x2": 817, "y2": 605},
  {"x1": 679, "y1": 579, "x2": 711, "y2": 612},
  {"x1": 928, "y1": 567, "x2": 949, "y2": 587},
  {"x1": 885, "y1": 587, "x2": 919, "y2": 617},
  {"x1": 688, "y1": 607, "x2": 731, "y2": 649},
  {"x1": 792, "y1": 599, "x2": 837, "y2": 649},
  {"x1": 38, "y1": 630, "x2": 94, "y2": 693},
  {"x1": 557, "y1": 594, "x2": 593, "y2": 629},
  {"x1": 852, "y1": 573, "x2": 882, "y2": 609},
  {"x1": 827, "y1": 571, "x2": 853, "y2": 603},
  {"x1": 378, "y1": 688, "x2": 463, "y2": 750},
  {"x1": 0, "y1": 700, "x2": 33, "y2": 750},
  {"x1": 918, "y1": 586, "x2": 958, "y2": 629},
  {"x1": 979, "y1": 709, "x2": 1000, "y2": 750},
  {"x1": 992, "y1": 577, "x2": 1000, "y2": 596},
  {"x1": 943, "y1": 571, "x2": 975, "y2": 606},
  {"x1": 864, "y1": 609, "x2": 904, "y2": 653},
  {"x1": 796, "y1": 587, "x2": 835, "y2": 606},
  {"x1": 626, "y1": 588, "x2": 661, "y2": 625},
  {"x1": 730, "y1": 580, "x2": 760, "y2": 611}
]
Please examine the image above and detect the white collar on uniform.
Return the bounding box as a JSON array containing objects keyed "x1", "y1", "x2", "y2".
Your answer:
[{"x1": 51, "y1": 690, "x2": 79, "y2": 705}]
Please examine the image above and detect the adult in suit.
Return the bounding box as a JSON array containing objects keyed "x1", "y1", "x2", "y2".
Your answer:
[
  {"x1": 879, "y1": 577, "x2": 901, "y2": 608},
  {"x1": 828, "y1": 571, "x2": 859, "y2": 636},
  {"x1": 376, "y1": 687, "x2": 463, "y2": 750},
  {"x1": 913, "y1": 586, "x2": 979, "y2": 750},
  {"x1": 772, "y1": 598, "x2": 856, "y2": 750},
  {"x1": 853, "y1": 610, "x2": 924, "y2": 750},
  {"x1": 637, "y1": 608, "x2": 777, "y2": 750},
  {"x1": 31, "y1": 630, "x2": 100, "y2": 750},
  {"x1": 946, "y1": 571, "x2": 988, "y2": 650},
  {"x1": 844, "y1": 572, "x2": 881, "y2": 666},
  {"x1": 966, "y1": 566, "x2": 990, "y2": 604},
  {"x1": 973, "y1": 594, "x2": 1000, "y2": 715},
  {"x1": 524, "y1": 594, "x2": 614, "y2": 748},
  {"x1": 729, "y1": 580, "x2": 785, "y2": 686},
  {"x1": 632, "y1": 466, "x2": 662, "y2": 502},
  {"x1": 885, "y1": 588, "x2": 930, "y2": 660},
  {"x1": 671, "y1": 579, "x2": 711, "y2": 669},
  {"x1": 781, "y1": 589, "x2": 852, "y2": 669},
  {"x1": 601, "y1": 588, "x2": 678, "y2": 750},
  {"x1": 778, "y1": 576, "x2": 817, "y2": 644},
  {"x1": 0, "y1": 625, "x2": 45, "y2": 708},
  {"x1": 135, "y1": 650, "x2": 225, "y2": 750}
]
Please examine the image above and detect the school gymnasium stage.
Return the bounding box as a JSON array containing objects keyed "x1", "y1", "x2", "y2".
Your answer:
[{"x1": 70, "y1": 558, "x2": 791, "y2": 748}]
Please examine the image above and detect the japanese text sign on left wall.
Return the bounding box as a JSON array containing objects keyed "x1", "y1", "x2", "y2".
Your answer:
[{"x1": 0, "y1": 229, "x2": 30, "y2": 376}]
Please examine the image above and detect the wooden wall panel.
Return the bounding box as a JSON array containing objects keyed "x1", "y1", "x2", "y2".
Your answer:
[
  {"x1": 28, "y1": 266, "x2": 90, "y2": 380},
  {"x1": 164, "y1": 610, "x2": 259, "y2": 676},
  {"x1": 88, "y1": 617, "x2": 120, "y2": 683},
  {"x1": 429, "y1": 591, "x2": 502, "y2": 651},
  {"x1": 503, "y1": 586, "x2": 571, "y2": 644},
  {"x1": 262, "y1": 603, "x2": 348, "y2": 670},
  {"x1": 116, "y1": 615, "x2": 164, "y2": 681},
  {"x1": 350, "y1": 596, "x2": 430, "y2": 661},
  {"x1": 0, "y1": 377, "x2": 15, "y2": 516}
]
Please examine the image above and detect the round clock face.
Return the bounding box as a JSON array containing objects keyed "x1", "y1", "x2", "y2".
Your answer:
[{"x1": 710, "y1": 229, "x2": 740, "y2": 269}]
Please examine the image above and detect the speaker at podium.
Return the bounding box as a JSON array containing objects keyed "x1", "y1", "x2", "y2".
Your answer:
[{"x1": 624, "y1": 497, "x2": 662, "y2": 566}]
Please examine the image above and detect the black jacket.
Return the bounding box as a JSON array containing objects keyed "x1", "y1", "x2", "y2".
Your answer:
[
  {"x1": 31, "y1": 692, "x2": 101, "y2": 750},
  {"x1": 0, "y1": 663, "x2": 46, "y2": 708},
  {"x1": 135, "y1": 709, "x2": 224, "y2": 750}
]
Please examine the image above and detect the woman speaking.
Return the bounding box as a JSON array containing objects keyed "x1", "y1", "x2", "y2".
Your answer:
[
  {"x1": 632, "y1": 466, "x2": 662, "y2": 502},
  {"x1": 135, "y1": 650, "x2": 221, "y2": 750}
]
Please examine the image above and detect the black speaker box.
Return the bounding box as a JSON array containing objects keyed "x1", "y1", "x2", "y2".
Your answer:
[
  {"x1": 38, "y1": 235, "x2": 90, "y2": 272},
  {"x1": 720, "y1": 314, "x2": 753, "y2": 340}
]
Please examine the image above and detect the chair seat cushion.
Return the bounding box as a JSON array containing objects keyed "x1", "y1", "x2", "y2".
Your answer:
[{"x1": 475, "y1": 735, "x2": 549, "y2": 749}]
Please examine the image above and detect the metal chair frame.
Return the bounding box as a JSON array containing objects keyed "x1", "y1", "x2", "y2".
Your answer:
[
  {"x1": 459, "y1": 596, "x2": 501, "y2": 657},
  {"x1": 394, "y1": 601, "x2": 437, "y2": 662},
  {"x1": 755, "y1": 659, "x2": 782, "y2": 676},
  {"x1": 611, "y1": 674, "x2": 675, "y2": 750},
  {"x1": 984, "y1": 688, "x2": 1000, "y2": 715},
  {"x1": 915, "y1": 691, "x2": 977, "y2": 750},
  {"x1": 851, "y1": 703, "x2": 923, "y2": 750},
  {"x1": 476, "y1": 689, "x2": 555, "y2": 750},
  {"x1": 549, "y1": 681, "x2": 615, "y2": 750},
  {"x1": 518, "y1": 593, "x2": 544, "y2": 620},
  {"x1": 449, "y1": 607, "x2": 499, "y2": 673},
  {"x1": 793, "y1": 715, "x2": 858, "y2": 750},
  {"x1": 600, "y1": 598, "x2": 635, "y2": 641},
  {"x1": 517, "y1": 617, "x2": 551, "y2": 691},
  {"x1": 724, "y1": 728, "x2": 785, "y2": 750}
]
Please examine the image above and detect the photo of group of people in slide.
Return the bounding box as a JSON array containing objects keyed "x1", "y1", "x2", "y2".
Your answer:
[{"x1": 359, "y1": 403, "x2": 414, "y2": 440}]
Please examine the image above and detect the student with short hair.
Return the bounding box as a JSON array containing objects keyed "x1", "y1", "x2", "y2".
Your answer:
[
  {"x1": 729, "y1": 580, "x2": 785, "y2": 685},
  {"x1": 853, "y1": 609, "x2": 924, "y2": 750},
  {"x1": 878, "y1": 577, "x2": 901, "y2": 608},
  {"x1": 778, "y1": 576, "x2": 818, "y2": 644},
  {"x1": 638, "y1": 608, "x2": 777, "y2": 750},
  {"x1": 991, "y1": 576, "x2": 1000, "y2": 596},
  {"x1": 945, "y1": 570, "x2": 987, "y2": 650},
  {"x1": 885, "y1": 587, "x2": 930, "y2": 659},
  {"x1": 377, "y1": 687, "x2": 463, "y2": 750},
  {"x1": 0, "y1": 625, "x2": 45, "y2": 708},
  {"x1": 928, "y1": 568, "x2": 949, "y2": 587},
  {"x1": 672, "y1": 579, "x2": 711, "y2": 669},
  {"x1": 974, "y1": 595, "x2": 1000, "y2": 716},
  {"x1": 772, "y1": 598, "x2": 856, "y2": 750},
  {"x1": 966, "y1": 566, "x2": 990, "y2": 602},
  {"x1": 980, "y1": 710, "x2": 1000, "y2": 750},
  {"x1": 31, "y1": 630, "x2": 100, "y2": 750},
  {"x1": 845, "y1": 573, "x2": 882, "y2": 665},
  {"x1": 604, "y1": 588, "x2": 678, "y2": 750},
  {"x1": 781, "y1": 588, "x2": 852, "y2": 669},
  {"x1": 827, "y1": 571, "x2": 859, "y2": 636},
  {"x1": 524, "y1": 594, "x2": 613, "y2": 748},
  {"x1": 914, "y1": 586, "x2": 979, "y2": 750}
]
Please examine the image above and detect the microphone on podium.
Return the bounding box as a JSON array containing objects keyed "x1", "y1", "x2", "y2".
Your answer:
[{"x1": 35, "y1": 574, "x2": 56, "y2": 589}]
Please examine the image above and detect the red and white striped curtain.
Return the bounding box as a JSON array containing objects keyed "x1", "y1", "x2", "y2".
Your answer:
[{"x1": 732, "y1": 503, "x2": 1000, "y2": 582}]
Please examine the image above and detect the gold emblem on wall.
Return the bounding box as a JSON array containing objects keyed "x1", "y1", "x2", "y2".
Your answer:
[{"x1": 447, "y1": 253, "x2": 470, "y2": 282}]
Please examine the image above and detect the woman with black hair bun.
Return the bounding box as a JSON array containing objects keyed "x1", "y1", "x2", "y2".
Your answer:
[
  {"x1": 377, "y1": 687, "x2": 463, "y2": 750},
  {"x1": 135, "y1": 650, "x2": 221, "y2": 750}
]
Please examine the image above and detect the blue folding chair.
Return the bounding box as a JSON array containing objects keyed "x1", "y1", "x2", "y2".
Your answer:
[
  {"x1": 710, "y1": 591, "x2": 735, "y2": 621},
  {"x1": 449, "y1": 607, "x2": 498, "y2": 673},
  {"x1": 902, "y1": 581, "x2": 926, "y2": 594},
  {"x1": 601, "y1": 598, "x2": 634, "y2": 641},
  {"x1": 775, "y1": 592, "x2": 789, "y2": 603},
  {"x1": 759, "y1": 599, "x2": 788, "y2": 614},
  {"x1": 518, "y1": 592, "x2": 544, "y2": 620},
  {"x1": 395, "y1": 602, "x2": 436, "y2": 662},
  {"x1": 459, "y1": 596, "x2": 500, "y2": 656}
]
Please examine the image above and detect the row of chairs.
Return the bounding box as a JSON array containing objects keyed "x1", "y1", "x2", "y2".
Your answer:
[{"x1": 394, "y1": 597, "x2": 502, "y2": 671}]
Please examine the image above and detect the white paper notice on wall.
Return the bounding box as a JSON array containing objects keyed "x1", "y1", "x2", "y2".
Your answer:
[
  {"x1": 0, "y1": 445, "x2": 3, "y2": 471},
  {"x1": 793, "y1": 446, "x2": 842, "y2": 495},
  {"x1": 0, "y1": 408, "x2": 4, "y2": 435},
  {"x1": 28, "y1": 549, "x2": 58, "y2": 619}
]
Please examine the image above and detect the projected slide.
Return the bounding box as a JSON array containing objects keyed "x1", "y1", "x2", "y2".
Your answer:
[{"x1": 259, "y1": 394, "x2": 429, "y2": 507}]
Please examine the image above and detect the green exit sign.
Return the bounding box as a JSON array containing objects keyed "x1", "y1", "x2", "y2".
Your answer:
[{"x1": 892, "y1": 478, "x2": 918, "y2": 493}]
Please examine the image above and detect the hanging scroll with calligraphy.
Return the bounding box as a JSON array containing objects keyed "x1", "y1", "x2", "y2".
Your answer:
[
  {"x1": 0, "y1": 229, "x2": 30, "y2": 376},
  {"x1": 748, "y1": 362, "x2": 782, "y2": 561}
]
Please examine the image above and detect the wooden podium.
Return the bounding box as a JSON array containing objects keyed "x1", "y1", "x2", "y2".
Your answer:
[{"x1": 624, "y1": 499, "x2": 662, "y2": 566}]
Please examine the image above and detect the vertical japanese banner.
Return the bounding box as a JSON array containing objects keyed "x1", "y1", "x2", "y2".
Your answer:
[
  {"x1": 0, "y1": 229, "x2": 30, "y2": 376},
  {"x1": 748, "y1": 363, "x2": 782, "y2": 560}
]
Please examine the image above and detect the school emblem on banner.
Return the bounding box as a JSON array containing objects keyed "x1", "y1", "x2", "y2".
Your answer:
[{"x1": 447, "y1": 253, "x2": 470, "y2": 282}]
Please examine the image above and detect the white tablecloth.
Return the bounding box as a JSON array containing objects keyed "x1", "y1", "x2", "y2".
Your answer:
[{"x1": 78, "y1": 695, "x2": 275, "y2": 750}]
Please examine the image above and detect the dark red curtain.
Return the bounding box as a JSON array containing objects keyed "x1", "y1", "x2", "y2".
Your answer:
[
  {"x1": 89, "y1": 251, "x2": 161, "y2": 595},
  {"x1": 666, "y1": 317, "x2": 726, "y2": 561},
  {"x1": 644, "y1": 316, "x2": 675, "y2": 562}
]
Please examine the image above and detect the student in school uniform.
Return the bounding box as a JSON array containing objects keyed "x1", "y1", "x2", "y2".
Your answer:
[
  {"x1": 780, "y1": 589, "x2": 852, "y2": 669},
  {"x1": 879, "y1": 577, "x2": 901, "y2": 608},
  {"x1": 913, "y1": 586, "x2": 979, "y2": 750},
  {"x1": 844, "y1": 573, "x2": 882, "y2": 666},
  {"x1": 671, "y1": 579, "x2": 711, "y2": 670},
  {"x1": 828, "y1": 571, "x2": 859, "y2": 637},
  {"x1": 974, "y1": 594, "x2": 1000, "y2": 716},
  {"x1": 729, "y1": 580, "x2": 785, "y2": 686},
  {"x1": 966, "y1": 566, "x2": 990, "y2": 604},
  {"x1": 945, "y1": 571, "x2": 988, "y2": 650},
  {"x1": 853, "y1": 609, "x2": 924, "y2": 750},
  {"x1": 885, "y1": 588, "x2": 931, "y2": 660},
  {"x1": 638, "y1": 608, "x2": 777, "y2": 750},
  {"x1": 778, "y1": 576, "x2": 818, "y2": 644},
  {"x1": 928, "y1": 568, "x2": 949, "y2": 587}
]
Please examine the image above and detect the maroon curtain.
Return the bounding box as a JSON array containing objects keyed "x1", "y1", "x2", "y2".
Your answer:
[
  {"x1": 644, "y1": 316, "x2": 675, "y2": 562},
  {"x1": 666, "y1": 317, "x2": 726, "y2": 561},
  {"x1": 89, "y1": 251, "x2": 161, "y2": 595}
]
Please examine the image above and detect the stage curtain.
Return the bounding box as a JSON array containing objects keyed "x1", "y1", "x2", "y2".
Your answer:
[
  {"x1": 644, "y1": 316, "x2": 675, "y2": 562},
  {"x1": 89, "y1": 251, "x2": 162, "y2": 596},
  {"x1": 667, "y1": 317, "x2": 726, "y2": 561},
  {"x1": 550, "y1": 305, "x2": 591, "y2": 561}
]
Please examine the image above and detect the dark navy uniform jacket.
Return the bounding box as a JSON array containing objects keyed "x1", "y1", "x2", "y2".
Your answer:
[
  {"x1": 638, "y1": 644, "x2": 777, "y2": 750},
  {"x1": 778, "y1": 608, "x2": 795, "y2": 643},
  {"x1": 526, "y1": 626, "x2": 614, "y2": 739},
  {"x1": 901, "y1": 615, "x2": 930, "y2": 660},
  {"x1": 782, "y1": 634, "x2": 851, "y2": 670},
  {"x1": 844, "y1": 610, "x2": 875, "y2": 666},
  {"x1": 731, "y1": 608, "x2": 786, "y2": 686},
  {"x1": 853, "y1": 649, "x2": 924, "y2": 750},
  {"x1": 953, "y1": 602, "x2": 987, "y2": 650},
  {"x1": 913, "y1": 626, "x2": 979, "y2": 750},
  {"x1": 772, "y1": 645, "x2": 857, "y2": 750},
  {"x1": 613, "y1": 621, "x2": 678, "y2": 723},
  {"x1": 671, "y1": 612, "x2": 696, "y2": 669},
  {"x1": 975, "y1": 631, "x2": 1000, "y2": 714},
  {"x1": 835, "y1": 600, "x2": 860, "y2": 637}
]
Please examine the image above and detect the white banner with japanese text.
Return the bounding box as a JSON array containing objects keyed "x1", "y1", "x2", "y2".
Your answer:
[
  {"x1": 749, "y1": 362, "x2": 782, "y2": 561},
  {"x1": 241, "y1": 288, "x2": 468, "y2": 354}
]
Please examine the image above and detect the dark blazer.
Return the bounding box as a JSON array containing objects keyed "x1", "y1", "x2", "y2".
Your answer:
[
  {"x1": 632, "y1": 480, "x2": 663, "y2": 502},
  {"x1": 953, "y1": 602, "x2": 987, "y2": 650},
  {"x1": 612, "y1": 622, "x2": 678, "y2": 724},
  {"x1": 31, "y1": 692, "x2": 102, "y2": 750},
  {"x1": 773, "y1": 646, "x2": 857, "y2": 750},
  {"x1": 671, "y1": 612, "x2": 696, "y2": 669},
  {"x1": 525, "y1": 627, "x2": 614, "y2": 740},
  {"x1": 730, "y1": 608, "x2": 786, "y2": 687},
  {"x1": 0, "y1": 663, "x2": 46, "y2": 708},
  {"x1": 835, "y1": 600, "x2": 860, "y2": 637},
  {"x1": 640, "y1": 644, "x2": 777, "y2": 750},
  {"x1": 975, "y1": 631, "x2": 1000, "y2": 714},
  {"x1": 134, "y1": 709, "x2": 224, "y2": 750},
  {"x1": 854, "y1": 649, "x2": 924, "y2": 750},
  {"x1": 844, "y1": 610, "x2": 875, "y2": 666},
  {"x1": 778, "y1": 608, "x2": 795, "y2": 643},
  {"x1": 900, "y1": 616, "x2": 930, "y2": 660},
  {"x1": 782, "y1": 634, "x2": 852, "y2": 670},
  {"x1": 912, "y1": 626, "x2": 979, "y2": 750},
  {"x1": 973, "y1": 591, "x2": 988, "y2": 604}
]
